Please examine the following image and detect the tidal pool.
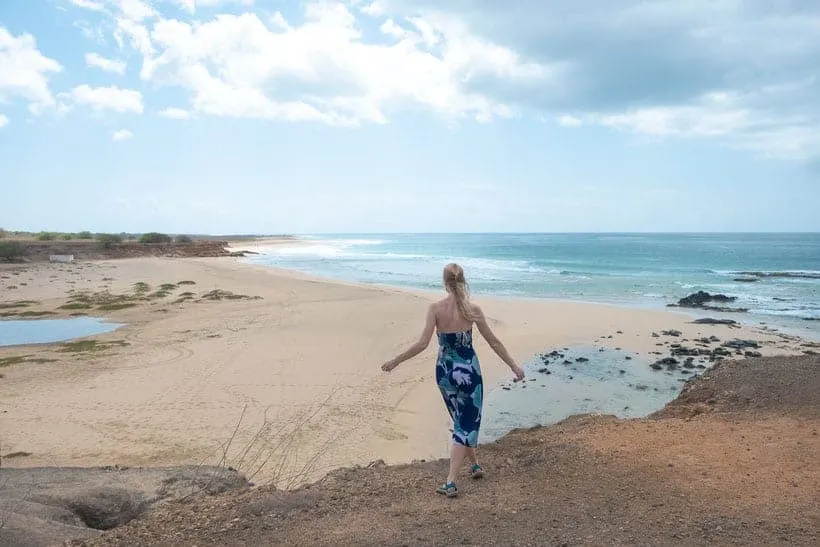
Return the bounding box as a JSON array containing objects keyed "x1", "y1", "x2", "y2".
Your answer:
[{"x1": 0, "y1": 317, "x2": 123, "y2": 347}]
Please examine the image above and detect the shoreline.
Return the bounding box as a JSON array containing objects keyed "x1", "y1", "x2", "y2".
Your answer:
[
  {"x1": 229, "y1": 237, "x2": 820, "y2": 340},
  {"x1": 0, "y1": 256, "x2": 814, "y2": 488}
]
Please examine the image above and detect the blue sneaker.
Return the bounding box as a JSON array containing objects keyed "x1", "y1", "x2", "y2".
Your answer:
[
  {"x1": 469, "y1": 464, "x2": 484, "y2": 479},
  {"x1": 435, "y1": 481, "x2": 458, "y2": 498}
]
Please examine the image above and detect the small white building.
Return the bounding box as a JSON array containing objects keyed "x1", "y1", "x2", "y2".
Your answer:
[{"x1": 49, "y1": 254, "x2": 75, "y2": 263}]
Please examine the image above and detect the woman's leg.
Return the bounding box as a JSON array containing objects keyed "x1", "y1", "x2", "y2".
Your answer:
[
  {"x1": 447, "y1": 442, "x2": 469, "y2": 484},
  {"x1": 466, "y1": 447, "x2": 478, "y2": 465}
]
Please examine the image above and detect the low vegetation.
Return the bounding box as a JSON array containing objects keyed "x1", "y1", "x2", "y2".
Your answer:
[
  {"x1": 0, "y1": 241, "x2": 25, "y2": 261},
  {"x1": 200, "y1": 289, "x2": 261, "y2": 301},
  {"x1": 97, "y1": 233, "x2": 123, "y2": 248},
  {"x1": 139, "y1": 232, "x2": 173, "y2": 245},
  {"x1": 0, "y1": 355, "x2": 58, "y2": 367},
  {"x1": 58, "y1": 340, "x2": 129, "y2": 353},
  {"x1": 175, "y1": 235, "x2": 193, "y2": 244}
]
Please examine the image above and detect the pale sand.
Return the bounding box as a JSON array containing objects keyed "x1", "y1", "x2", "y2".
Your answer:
[{"x1": 0, "y1": 257, "x2": 806, "y2": 486}]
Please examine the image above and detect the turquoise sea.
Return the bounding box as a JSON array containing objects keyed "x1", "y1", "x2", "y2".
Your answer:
[{"x1": 247, "y1": 233, "x2": 819, "y2": 335}]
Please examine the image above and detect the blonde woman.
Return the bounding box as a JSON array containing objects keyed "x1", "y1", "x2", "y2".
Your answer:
[{"x1": 381, "y1": 263, "x2": 525, "y2": 497}]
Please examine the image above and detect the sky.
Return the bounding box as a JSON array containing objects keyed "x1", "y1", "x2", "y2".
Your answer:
[{"x1": 1, "y1": 0, "x2": 819, "y2": 234}]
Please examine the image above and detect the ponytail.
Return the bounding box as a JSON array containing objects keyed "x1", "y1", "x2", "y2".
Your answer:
[{"x1": 443, "y1": 263, "x2": 478, "y2": 322}]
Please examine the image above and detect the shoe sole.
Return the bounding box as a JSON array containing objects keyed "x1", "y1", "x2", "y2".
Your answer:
[{"x1": 436, "y1": 488, "x2": 459, "y2": 498}]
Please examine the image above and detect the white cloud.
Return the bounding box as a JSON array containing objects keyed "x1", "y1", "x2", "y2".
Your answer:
[
  {"x1": 173, "y1": 0, "x2": 255, "y2": 12},
  {"x1": 557, "y1": 115, "x2": 582, "y2": 127},
  {"x1": 85, "y1": 52, "x2": 127, "y2": 74},
  {"x1": 112, "y1": 128, "x2": 133, "y2": 141},
  {"x1": 586, "y1": 89, "x2": 820, "y2": 160},
  {"x1": 68, "y1": 0, "x2": 105, "y2": 11},
  {"x1": 0, "y1": 26, "x2": 63, "y2": 114},
  {"x1": 63, "y1": 84, "x2": 144, "y2": 113},
  {"x1": 159, "y1": 107, "x2": 193, "y2": 119},
  {"x1": 0, "y1": 113, "x2": 8, "y2": 128},
  {"x1": 131, "y1": 5, "x2": 551, "y2": 125}
]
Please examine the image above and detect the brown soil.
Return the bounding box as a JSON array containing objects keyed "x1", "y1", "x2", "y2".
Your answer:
[{"x1": 69, "y1": 355, "x2": 819, "y2": 547}]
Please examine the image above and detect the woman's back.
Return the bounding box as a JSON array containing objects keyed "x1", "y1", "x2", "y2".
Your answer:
[{"x1": 434, "y1": 296, "x2": 474, "y2": 334}]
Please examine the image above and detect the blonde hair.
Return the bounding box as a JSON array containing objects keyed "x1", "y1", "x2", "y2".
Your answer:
[{"x1": 443, "y1": 263, "x2": 478, "y2": 322}]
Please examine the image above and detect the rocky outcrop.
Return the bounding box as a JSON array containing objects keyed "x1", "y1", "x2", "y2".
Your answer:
[{"x1": 671, "y1": 291, "x2": 748, "y2": 313}]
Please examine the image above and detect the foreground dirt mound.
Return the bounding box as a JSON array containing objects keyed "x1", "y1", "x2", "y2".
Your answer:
[
  {"x1": 0, "y1": 466, "x2": 247, "y2": 547},
  {"x1": 73, "y1": 355, "x2": 819, "y2": 547},
  {"x1": 654, "y1": 354, "x2": 820, "y2": 418}
]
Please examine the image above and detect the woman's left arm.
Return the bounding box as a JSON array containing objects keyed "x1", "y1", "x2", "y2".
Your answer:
[{"x1": 381, "y1": 304, "x2": 436, "y2": 372}]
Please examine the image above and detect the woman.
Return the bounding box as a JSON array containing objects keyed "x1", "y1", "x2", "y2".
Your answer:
[{"x1": 381, "y1": 263, "x2": 525, "y2": 498}]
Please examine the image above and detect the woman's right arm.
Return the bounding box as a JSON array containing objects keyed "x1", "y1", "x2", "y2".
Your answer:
[{"x1": 473, "y1": 304, "x2": 525, "y2": 381}]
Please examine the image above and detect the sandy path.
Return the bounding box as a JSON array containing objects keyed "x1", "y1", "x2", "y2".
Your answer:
[{"x1": 0, "y1": 257, "x2": 807, "y2": 486}]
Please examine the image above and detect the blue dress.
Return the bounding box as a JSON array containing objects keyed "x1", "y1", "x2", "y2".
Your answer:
[{"x1": 435, "y1": 329, "x2": 483, "y2": 448}]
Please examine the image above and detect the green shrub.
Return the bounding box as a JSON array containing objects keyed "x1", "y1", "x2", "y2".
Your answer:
[
  {"x1": 175, "y1": 235, "x2": 193, "y2": 244},
  {"x1": 61, "y1": 233, "x2": 74, "y2": 240},
  {"x1": 97, "y1": 233, "x2": 122, "y2": 248},
  {"x1": 0, "y1": 241, "x2": 25, "y2": 261},
  {"x1": 139, "y1": 232, "x2": 172, "y2": 245},
  {"x1": 77, "y1": 231, "x2": 93, "y2": 239},
  {"x1": 36, "y1": 232, "x2": 56, "y2": 241},
  {"x1": 0, "y1": 228, "x2": 6, "y2": 239}
]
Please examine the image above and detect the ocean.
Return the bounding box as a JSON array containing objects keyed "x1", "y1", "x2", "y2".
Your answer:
[{"x1": 246, "y1": 233, "x2": 819, "y2": 335}]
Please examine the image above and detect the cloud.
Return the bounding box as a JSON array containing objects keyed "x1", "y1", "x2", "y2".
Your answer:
[
  {"x1": 38, "y1": 1, "x2": 820, "y2": 161},
  {"x1": 0, "y1": 26, "x2": 63, "y2": 114},
  {"x1": 0, "y1": 114, "x2": 8, "y2": 128},
  {"x1": 68, "y1": 0, "x2": 105, "y2": 11},
  {"x1": 158, "y1": 107, "x2": 193, "y2": 119},
  {"x1": 557, "y1": 115, "x2": 582, "y2": 128},
  {"x1": 106, "y1": 2, "x2": 554, "y2": 125},
  {"x1": 85, "y1": 52, "x2": 126, "y2": 74},
  {"x1": 62, "y1": 84, "x2": 144, "y2": 113},
  {"x1": 371, "y1": 0, "x2": 820, "y2": 160},
  {"x1": 173, "y1": 0, "x2": 256, "y2": 12},
  {"x1": 112, "y1": 128, "x2": 133, "y2": 141}
]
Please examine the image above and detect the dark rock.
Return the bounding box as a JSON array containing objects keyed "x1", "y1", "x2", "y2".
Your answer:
[
  {"x1": 616, "y1": 330, "x2": 623, "y2": 334},
  {"x1": 562, "y1": 360, "x2": 572, "y2": 365},
  {"x1": 744, "y1": 351, "x2": 763, "y2": 358},
  {"x1": 671, "y1": 346, "x2": 699, "y2": 357},
  {"x1": 722, "y1": 339, "x2": 759, "y2": 350},
  {"x1": 662, "y1": 330, "x2": 682, "y2": 337},
  {"x1": 734, "y1": 271, "x2": 820, "y2": 280},
  {"x1": 651, "y1": 332, "x2": 660, "y2": 338},
  {"x1": 733, "y1": 277, "x2": 758, "y2": 283},
  {"x1": 693, "y1": 318, "x2": 738, "y2": 326},
  {"x1": 575, "y1": 357, "x2": 589, "y2": 363},
  {"x1": 537, "y1": 367, "x2": 551, "y2": 375},
  {"x1": 677, "y1": 291, "x2": 736, "y2": 307},
  {"x1": 625, "y1": 356, "x2": 632, "y2": 360},
  {"x1": 619, "y1": 370, "x2": 626, "y2": 374}
]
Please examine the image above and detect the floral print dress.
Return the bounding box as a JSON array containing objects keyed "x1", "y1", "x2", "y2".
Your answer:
[{"x1": 435, "y1": 329, "x2": 483, "y2": 447}]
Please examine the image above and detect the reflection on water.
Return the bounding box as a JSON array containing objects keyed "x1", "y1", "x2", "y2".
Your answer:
[
  {"x1": 0, "y1": 317, "x2": 123, "y2": 347},
  {"x1": 482, "y1": 346, "x2": 699, "y2": 443}
]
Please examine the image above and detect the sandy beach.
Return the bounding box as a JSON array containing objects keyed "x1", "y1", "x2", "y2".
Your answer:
[{"x1": 0, "y1": 255, "x2": 811, "y2": 486}]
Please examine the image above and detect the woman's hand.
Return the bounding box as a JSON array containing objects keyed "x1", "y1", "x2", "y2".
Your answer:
[
  {"x1": 511, "y1": 364, "x2": 525, "y2": 382},
  {"x1": 381, "y1": 360, "x2": 398, "y2": 372}
]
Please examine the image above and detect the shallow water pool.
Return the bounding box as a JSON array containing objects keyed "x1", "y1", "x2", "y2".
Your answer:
[
  {"x1": 481, "y1": 345, "x2": 699, "y2": 443},
  {"x1": 0, "y1": 317, "x2": 123, "y2": 347}
]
